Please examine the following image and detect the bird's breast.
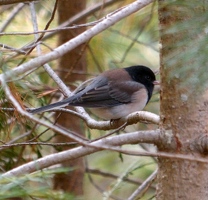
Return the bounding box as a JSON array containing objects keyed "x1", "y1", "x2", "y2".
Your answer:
[{"x1": 90, "y1": 88, "x2": 148, "y2": 120}]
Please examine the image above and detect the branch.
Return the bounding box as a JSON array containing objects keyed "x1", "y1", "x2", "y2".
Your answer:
[
  {"x1": 65, "y1": 109, "x2": 160, "y2": 130},
  {"x1": 29, "y1": 108, "x2": 160, "y2": 130},
  {"x1": 3, "y1": 129, "x2": 208, "y2": 178},
  {"x1": 2, "y1": 130, "x2": 160, "y2": 177},
  {"x1": 26, "y1": 0, "x2": 58, "y2": 54},
  {"x1": 4, "y1": 105, "x2": 159, "y2": 130},
  {"x1": 0, "y1": 0, "x2": 154, "y2": 82}
]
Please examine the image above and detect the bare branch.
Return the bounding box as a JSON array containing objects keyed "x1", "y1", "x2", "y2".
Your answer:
[
  {"x1": 3, "y1": 129, "x2": 208, "y2": 178},
  {"x1": 26, "y1": 0, "x2": 58, "y2": 55},
  {"x1": 5, "y1": 105, "x2": 159, "y2": 130},
  {"x1": 1, "y1": 130, "x2": 159, "y2": 177},
  {"x1": 30, "y1": 108, "x2": 160, "y2": 130}
]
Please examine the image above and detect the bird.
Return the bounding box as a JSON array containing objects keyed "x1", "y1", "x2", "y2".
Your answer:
[{"x1": 30, "y1": 65, "x2": 159, "y2": 120}]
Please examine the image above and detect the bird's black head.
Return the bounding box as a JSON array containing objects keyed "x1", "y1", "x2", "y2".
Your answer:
[{"x1": 125, "y1": 65, "x2": 156, "y2": 102}]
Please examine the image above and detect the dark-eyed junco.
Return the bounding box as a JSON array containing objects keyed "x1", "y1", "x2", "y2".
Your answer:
[{"x1": 30, "y1": 65, "x2": 159, "y2": 120}]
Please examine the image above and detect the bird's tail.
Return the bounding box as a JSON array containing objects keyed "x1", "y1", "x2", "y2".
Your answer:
[{"x1": 29, "y1": 100, "x2": 69, "y2": 114}]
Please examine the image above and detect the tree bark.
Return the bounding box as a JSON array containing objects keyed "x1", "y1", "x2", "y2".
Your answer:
[
  {"x1": 53, "y1": 0, "x2": 86, "y2": 195},
  {"x1": 157, "y1": 1, "x2": 208, "y2": 199}
]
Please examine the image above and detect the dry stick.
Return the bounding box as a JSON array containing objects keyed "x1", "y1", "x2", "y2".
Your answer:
[{"x1": 26, "y1": 0, "x2": 58, "y2": 55}]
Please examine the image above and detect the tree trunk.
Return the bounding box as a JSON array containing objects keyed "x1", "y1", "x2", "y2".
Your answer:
[
  {"x1": 157, "y1": 1, "x2": 208, "y2": 199},
  {"x1": 53, "y1": 0, "x2": 86, "y2": 195}
]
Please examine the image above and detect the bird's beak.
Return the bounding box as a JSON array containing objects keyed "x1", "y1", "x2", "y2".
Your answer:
[{"x1": 153, "y1": 80, "x2": 160, "y2": 85}]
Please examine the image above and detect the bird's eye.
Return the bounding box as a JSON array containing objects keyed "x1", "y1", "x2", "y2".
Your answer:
[{"x1": 145, "y1": 76, "x2": 151, "y2": 80}]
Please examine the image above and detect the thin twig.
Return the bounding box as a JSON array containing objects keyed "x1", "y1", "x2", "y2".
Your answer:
[
  {"x1": 85, "y1": 160, "x2": 123, "y2": 200},
  {"x1": 0, "y1": 142, "x2": 78, "y2": 150},
  {"x1": 103, "y1": 162, "x2": 151, "y2": 200},
  {"x1": 0, "y1": 43, "x2": 26, "y2": 54},
  {"x1": 26, "y1": 0, "x2": 58, "y2": 55},
  {"x1": 128, "y1": 169, "x2": 158, "y2": 200},
  {"x1": 86, "y1": 168, "x2": 152, "y2": 187},
  {"x1": 117, "y1": 0, "x2": 157, "y2": 63}
]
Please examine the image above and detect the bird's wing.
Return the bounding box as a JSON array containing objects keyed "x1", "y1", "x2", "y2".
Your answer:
[
  {"x1": 30, "y1": 75, "x2": 147, "y2": 114},
  {"x1": 67, "y1": 76, "x2": 146, "y2": 108}
]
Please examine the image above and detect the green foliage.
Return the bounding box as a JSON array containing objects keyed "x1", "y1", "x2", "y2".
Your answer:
[{"x1": 0, "y1": 168, "x2": 75, "y2": 200}]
